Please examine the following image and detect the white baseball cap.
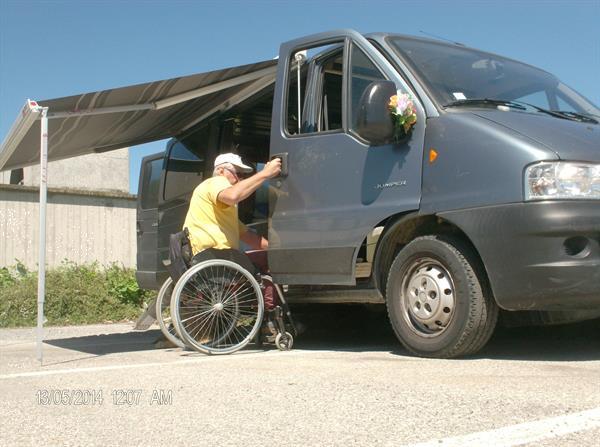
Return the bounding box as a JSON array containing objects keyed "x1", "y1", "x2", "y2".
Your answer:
[{"x1": 214, "y1": 153, "x2": 253, "y2": 173}]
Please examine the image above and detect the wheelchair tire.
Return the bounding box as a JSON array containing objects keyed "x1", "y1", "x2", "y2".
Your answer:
[
  {"x1": 171, "y1": 259, "x2": 264, "y2": 355},
  {"x1": 155, "y1": 277, "x2": 186, "y2": 349}
]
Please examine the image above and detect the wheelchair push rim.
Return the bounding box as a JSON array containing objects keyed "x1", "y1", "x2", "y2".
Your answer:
[
  {"x1": 171, "y1": 259, "x2": 264, "y2": 355},
  {"x1": 155, "y1": 277, "x2": 186, "y2": 349}
]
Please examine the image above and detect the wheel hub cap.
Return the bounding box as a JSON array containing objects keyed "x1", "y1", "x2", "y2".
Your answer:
[{"x1": 405, "y1": 263, "x2": 455, "y2": 333}]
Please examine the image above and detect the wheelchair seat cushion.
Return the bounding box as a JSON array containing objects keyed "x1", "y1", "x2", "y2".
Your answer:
[{"x1": 191, "y1": 248, "x2": 258, "y2": 276}]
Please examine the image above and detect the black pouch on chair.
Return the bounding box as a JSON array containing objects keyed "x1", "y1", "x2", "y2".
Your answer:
[{"x1": 164, "y1": 228, "x2": 192, "y2": 282}]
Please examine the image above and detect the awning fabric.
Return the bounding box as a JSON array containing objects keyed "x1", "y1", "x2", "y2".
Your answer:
[{"x1": 0, "y1": 59, "x2": 277, "y2": 171}]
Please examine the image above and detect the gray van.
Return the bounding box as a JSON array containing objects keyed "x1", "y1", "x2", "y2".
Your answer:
[{"x1": 136, "y1": 30, "x2": 599, "y2": 358}]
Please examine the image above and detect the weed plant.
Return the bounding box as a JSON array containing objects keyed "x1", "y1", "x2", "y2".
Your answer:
[{"x1": 0, "y1": 261, "x2": 156, "y2": 327}]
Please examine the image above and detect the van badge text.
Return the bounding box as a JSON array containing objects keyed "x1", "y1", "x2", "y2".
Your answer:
[{"x1": 375, "y1": 180, "x2": 407, "y2": 189}]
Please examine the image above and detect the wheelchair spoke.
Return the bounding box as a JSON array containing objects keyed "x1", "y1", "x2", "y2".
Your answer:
[
  {"x1": 184, "y1": 314, "x2": 208, "y2": 341},
  {"x1": 202, "y1": 312, "x2": 219, "y2": 344},
  {"x1": 179, "y1": 307, "x2": 215, "y2": 323},
  {"x1": 188, "y1": 272, "x2": 216, "y2": 302},
  {"x1": 221, "y1": 282, "x2": 254, "y2": 305},
  {"x1": 221, "y1": 269, "x2": 242, "y2": 303},
  {"x1": 184, "y1": 306, "x2": 220, "y2": 340},
  {"x1": 182, "y1": 313, "x2": 209, "y2": 340},
  {"x1": 190, "y1": 310, "x2": 216, "y2": 342}
]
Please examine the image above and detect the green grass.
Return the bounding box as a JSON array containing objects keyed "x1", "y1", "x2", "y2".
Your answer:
[{"x1": 0, "y1": 261, "x2": 156, "y2": 328}]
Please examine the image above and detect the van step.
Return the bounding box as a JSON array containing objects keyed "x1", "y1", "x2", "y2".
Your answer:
[{"x1": 285, "y1": 287, "x2": 383, "y2": 304}]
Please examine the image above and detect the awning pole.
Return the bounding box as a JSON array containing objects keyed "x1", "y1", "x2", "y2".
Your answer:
[{"x1": 36, "y1": 108, "x2": 49, "y2": 364}]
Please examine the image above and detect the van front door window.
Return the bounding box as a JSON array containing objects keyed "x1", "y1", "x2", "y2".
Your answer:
[{"x1": 286, "y1": 42, "x2": 344, "y2": 135}]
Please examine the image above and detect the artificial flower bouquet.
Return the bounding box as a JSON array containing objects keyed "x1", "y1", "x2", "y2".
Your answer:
[{"x1": 388, "y1": 91, "x2": 417, "y2": 141}]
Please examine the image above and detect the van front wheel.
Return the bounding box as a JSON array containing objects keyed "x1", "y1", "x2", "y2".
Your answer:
[{"x1": 385, "y1": 235, "x2": 497, "y2": 358}]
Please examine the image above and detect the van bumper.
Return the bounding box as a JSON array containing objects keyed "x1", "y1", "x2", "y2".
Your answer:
[{"x1": 438, "y1": 201, "x2": 600, "y2": 311}]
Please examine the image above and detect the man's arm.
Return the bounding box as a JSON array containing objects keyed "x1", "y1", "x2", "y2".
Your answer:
[{"x1": 217, "y1": 158, "x2": 281, "y2": 206}]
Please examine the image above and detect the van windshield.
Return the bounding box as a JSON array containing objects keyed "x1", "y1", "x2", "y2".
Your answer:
[{"x1": 388, "y1": 37, "x2": 600, "y2": 118}]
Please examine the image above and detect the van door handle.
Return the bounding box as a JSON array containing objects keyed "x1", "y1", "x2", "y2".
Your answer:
[{"x1": 271, "y1": 152, "x2": 288, "y2": 177}]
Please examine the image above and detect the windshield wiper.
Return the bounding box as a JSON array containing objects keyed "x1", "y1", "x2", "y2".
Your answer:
[
  {"x1": 511, "y1": 101, "x2": 599, "y2": 124},
  {"x1": 551, "y1": 110, "x2": 598, "y2": 124},
  {"x1": 444, "y1": 98, "x2": 527, "y2": 110},
  {"x1": 445, "y1": 98, "x2": 599, "y2": 124}
]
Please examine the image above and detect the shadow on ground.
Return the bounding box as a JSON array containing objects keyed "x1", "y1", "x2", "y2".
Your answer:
[
  {"x1": 290, "y1": 304, "x2": 600, "y2": 362},
  {"x1": 45, "y1": 329, "x2": 162, "y2": 355},
  {"x1": 43, "y1": 304, "x2": 600, "y2": 361},
  {"x1": 480, "y1": 317, "x2": 600, "y2": 362}
]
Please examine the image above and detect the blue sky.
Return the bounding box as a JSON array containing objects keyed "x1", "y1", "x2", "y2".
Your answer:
[{"x1": 1, "y1": 0, "x2": 599, "y2": 193}]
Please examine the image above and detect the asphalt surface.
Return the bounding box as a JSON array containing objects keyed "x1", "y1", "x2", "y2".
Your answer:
[{"x1": 1, "y1": 305, "x2": 599, "y2": 447}]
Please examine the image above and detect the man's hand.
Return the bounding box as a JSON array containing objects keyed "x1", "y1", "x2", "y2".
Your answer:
[{"x1": 261, "y1": 158, "x2": 282, "y2": 179}]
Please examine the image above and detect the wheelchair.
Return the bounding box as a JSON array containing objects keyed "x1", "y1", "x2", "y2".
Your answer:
[{"x1": 157, "y1": 232, "x2": 296, "y2": 355}]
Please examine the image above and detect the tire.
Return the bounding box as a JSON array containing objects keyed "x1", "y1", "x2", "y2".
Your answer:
[
  {"x1": 171, "y1": 259, "x2": 264, "y2": 355},
  {"x1": 385, "y1": 235, "x2": 498, "y2": 358},
  {"x1": 156, "y1": 277, "x2": 186, "y2": 349}
]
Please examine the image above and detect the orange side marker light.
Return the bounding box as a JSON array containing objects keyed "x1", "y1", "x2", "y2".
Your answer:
[{"x1": 429, "y1": 148, "x2": 438, "y2": 164}]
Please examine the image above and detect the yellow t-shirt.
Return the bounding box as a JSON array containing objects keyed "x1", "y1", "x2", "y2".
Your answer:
[{"x1": 183, "y1": 176, "x2": 247, "y2": 255}]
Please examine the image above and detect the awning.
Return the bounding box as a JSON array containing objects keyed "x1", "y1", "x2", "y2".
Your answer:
[{"x1": 0, "y1": 59, "x2": 277, "y2": 171}]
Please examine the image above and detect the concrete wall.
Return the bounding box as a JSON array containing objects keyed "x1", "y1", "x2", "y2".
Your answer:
[
  {"x1": 0, "y1": 148, "x2": 130, "y2": 192},
  {"x1": 0, "y1": 185, "x2": 136, "y2": 269}
]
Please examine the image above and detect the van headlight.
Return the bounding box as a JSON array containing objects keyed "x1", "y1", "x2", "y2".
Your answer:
[{"x1": 525, "y1": 161, "x2": 600, "y2": 200}]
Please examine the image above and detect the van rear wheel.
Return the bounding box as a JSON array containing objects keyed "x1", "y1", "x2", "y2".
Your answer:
[{"x1": 385, "y1": 235, "x2": 498, "y2": 358}]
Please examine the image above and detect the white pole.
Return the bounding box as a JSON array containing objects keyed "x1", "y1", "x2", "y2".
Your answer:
[{"x1": 36, "y1": 108, "x2": 49, "y2": 363}]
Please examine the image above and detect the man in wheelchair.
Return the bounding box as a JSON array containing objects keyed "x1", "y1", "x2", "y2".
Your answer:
[
  {"x1": 184, "y1": 153, "x2": 279, "y2": 305},
  {"x1": 164, "y1": 153, "x2": 297, "y2": 354}
]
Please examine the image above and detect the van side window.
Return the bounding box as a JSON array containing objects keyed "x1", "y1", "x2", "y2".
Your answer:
[
  {"x1": 140, "y1": 157, "x2": 162, "y2": 210},
  {"x1": 349, "y1": 43, "x2": 388, "y2": 133},
  {"x1": 286, "y1": 43, "x2": 344, "y2": 135},
  {"x1": 163, "y1": 137, "x2": 206, "y2": 201}
]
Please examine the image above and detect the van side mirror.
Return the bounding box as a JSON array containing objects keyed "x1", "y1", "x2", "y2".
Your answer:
[{"x1": 354, "y1": 80, "x2": 396, "y2": 146}]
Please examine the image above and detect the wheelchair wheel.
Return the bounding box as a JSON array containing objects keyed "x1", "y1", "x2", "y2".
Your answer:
[
  {"x1": 275, "y1": 331, "x2": 294, "y2": 351},
  {"x1": 155, "y1": 278, "x2": 186, "y2": 349},
  {"x1": 171, "y1": 259, "x2": 264, "y2": 355}
]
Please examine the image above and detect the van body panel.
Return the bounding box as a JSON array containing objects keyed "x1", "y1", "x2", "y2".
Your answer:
[
  {"x1": 268, "y1": 30, "x2": 426, "y2": 285},
  {"x1": 135, "y1": 153, "x2": 164, "y2": 289},
  {"x1": 439, "y1": 201, "x2": 600, "y2": 310},
  {"x1": 471, "y1": 110, "x2": 600, "y2": 162},
  {"x1": 419, "y1": 112, "x2": 558, "y2": 214}
]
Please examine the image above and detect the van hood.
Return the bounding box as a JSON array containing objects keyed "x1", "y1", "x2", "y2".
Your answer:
[{"x1": 472, "y1": 110, "x2": 600, "y2": 162}]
